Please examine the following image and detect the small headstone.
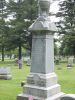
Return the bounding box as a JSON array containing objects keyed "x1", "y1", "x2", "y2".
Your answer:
[
  {"x1": 0, "y1": 67, "x2": 12, "y2": 80},
  {"x1": 27, "y1": 59, "x2": 31, "y2": 66},
  {"x1": 18, "y1": 59, "x2": 22, "y2": 69},
  {"x1": 67, "y1": 57, "x2": 74, "y2": 68},
  {"x1": 55, "y1": 57, "x2": 60, "y2": 65}
]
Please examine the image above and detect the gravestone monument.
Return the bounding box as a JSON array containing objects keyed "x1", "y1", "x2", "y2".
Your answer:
[
  {"x1": 67, "y1": 57, "x2": 74, "y2": 68},
  {"x1": 0, "y1": 67, "x2": 12, "y2": 80},
  {"x1": 17, "y1": 0, "x2": 63, "y2": 100},
  {"x1": 27, "y1": 59, "x2": 31, "y2": 66}
]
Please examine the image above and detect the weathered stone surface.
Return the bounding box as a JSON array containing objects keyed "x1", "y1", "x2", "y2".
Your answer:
[
  {"x1": 23, "y1": 84, "x2": 60, "y2": 98},
  {"x1": 27, "y1": 73, "x2": 57, "y2": 87},
  {"x1": 29, "y1": 16, "x2": 57, "y2": 32},
  {"x1": 31, "y1": 34, "x2": 54, "y2": 74},
  {"x1": 17, "y1": 93, "x2": 64, "y2": 100},
  {"x1": 61, "y1": 94, "x2": 75, "y2": 100}
]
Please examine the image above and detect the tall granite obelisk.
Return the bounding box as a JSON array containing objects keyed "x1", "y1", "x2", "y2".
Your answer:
[{"x1": 17, "y1": 0, "x2": 63, "y2": 100}]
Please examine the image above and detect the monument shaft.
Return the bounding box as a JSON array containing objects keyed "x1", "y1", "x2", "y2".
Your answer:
[{"x1": 31, "y1": 34, "x2": 54, "y2": 74}]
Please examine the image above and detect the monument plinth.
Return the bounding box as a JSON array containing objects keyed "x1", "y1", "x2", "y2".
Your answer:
[{"x1": 17, "y1": 0, "x2": 63, "y2": 100}]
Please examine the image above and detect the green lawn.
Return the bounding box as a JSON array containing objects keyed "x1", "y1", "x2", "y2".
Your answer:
[
  {"x1": 0, "y1": 60, "x2": 75, "y2": 100},
  {"x1": 0, "y1": 60, "x2": 30, "y2": 100},
  {"x1": 55, "y1": 62, "x2": 75, "y2": 94}
]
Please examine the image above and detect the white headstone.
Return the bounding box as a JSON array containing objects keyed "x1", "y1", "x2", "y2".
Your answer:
[
  {"x1": 67, "y1": 57, "x2": 74, "y2": 67},
  {"x1": 27, "y1": 59, "x2": 31, "y2": 66},
  {"x1": 0, "y1": 67, "x2": 12, "y2": 80},
  {"x1": 0, "y1": 67, "x2": 11, "y2": 75}
]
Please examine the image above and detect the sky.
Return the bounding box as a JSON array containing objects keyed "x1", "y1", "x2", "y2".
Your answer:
[
  {"x1": 50, "y1": 1, "x2": 60, "y2": 22},
  {"x1": 50, "y1": 0, "x2": 63, "y2": 46},
  {"x1": 50, "y1": 0, "x2": 65, "y2": 22},
  {"x1": 51, "y1": 1, "x2": 59, "y2": 14}
]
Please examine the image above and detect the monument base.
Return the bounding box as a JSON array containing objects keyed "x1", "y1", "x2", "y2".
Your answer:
[
  {"x1": 17, "y1": 73, "x2": 64, "y2": 100},
  {"x1": 17, "y1": 92, "x2": 64, "y2": 100}
]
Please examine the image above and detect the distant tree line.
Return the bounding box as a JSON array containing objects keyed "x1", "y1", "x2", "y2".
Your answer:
[{"x1": 0, "y1": 0, "x2": 38, "y2": 61}]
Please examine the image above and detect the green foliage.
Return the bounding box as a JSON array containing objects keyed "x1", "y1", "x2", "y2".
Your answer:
[
  {"x1": 56, "y1": 0, "x2": 75, "y2": 33},
  {"x1": 6, "y1": 0, "x2": 37, "y2": 59},
  {"x1": 57, "y1": 0, "x2": 75, "y2": 56},
  {"x1": 54, "y1": 43, "x2": 59, "y2": 56},
  {"x1": 0, "y1": 0, "x2": 37, "y2": 60},
  {"x1": 0, "y1": 0, "x2": 9, "y2": 61}
]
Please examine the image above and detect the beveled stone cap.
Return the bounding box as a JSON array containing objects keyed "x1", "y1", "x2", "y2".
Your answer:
[
  {"x1": 28, "y1": 0, "x2": 57, "y2": 33},
  {"x1": 29, "y1": 16, "x2": 57, "y2": 32}
]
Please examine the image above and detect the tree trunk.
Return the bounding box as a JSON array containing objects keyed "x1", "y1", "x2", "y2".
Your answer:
[
  {"x1": 9, "y1": 51, "x2": 12, "y2": 59},
  {"x1": 2, "y1": 45, "x2": 4, "y2": 61},
  {"x1": 18, "y1": 43, "x2": 22, "y2": 69}
]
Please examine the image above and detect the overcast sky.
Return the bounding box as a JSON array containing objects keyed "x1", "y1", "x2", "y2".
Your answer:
[{"x1": 50, "y1": 1, "x2": 59, "y2": 22}]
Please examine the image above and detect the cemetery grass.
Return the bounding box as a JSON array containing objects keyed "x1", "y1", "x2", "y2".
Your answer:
[
  {"x1": 55, "y1": 62, "x2": 75, "y2": 94},
  {"x1": 0, "y1": 60, "x2": 75, "y2": 100},
  {"x1": 0, "y1": 60, "x2": 30, "y2": 100}
]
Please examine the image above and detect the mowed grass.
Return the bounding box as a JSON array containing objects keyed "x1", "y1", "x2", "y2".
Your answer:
[
  {"x1": 55, "y1": 62, "x2": 75, "y2": 93},
  {"x1": 0, "y1": 60, "x2": 30, "y2": 100},
  {"x1": 0, "y1": 60, "x2": 75, "y2": 100}
]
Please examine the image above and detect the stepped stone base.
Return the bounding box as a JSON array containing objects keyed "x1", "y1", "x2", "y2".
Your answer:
[
  {"x1": 17, "y1": 73, "x2": 64, "y2": 100},
  {"x1": 17, "y1": 92, "x2": 64, "y2": 100},
  {"x1": 0, "y1": 74, "x2": 12, "y2": 80}
]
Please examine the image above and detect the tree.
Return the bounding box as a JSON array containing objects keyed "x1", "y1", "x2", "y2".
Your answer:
[
  {"x1": 6, "y1": 0, "x2": 37, "y2": 68},
  {"x1": 56, "y1": 0, "x2": 75, "y2": 56},
  {"x1": 0, "y1": 0, "x2": 8, "y2": 61}
]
